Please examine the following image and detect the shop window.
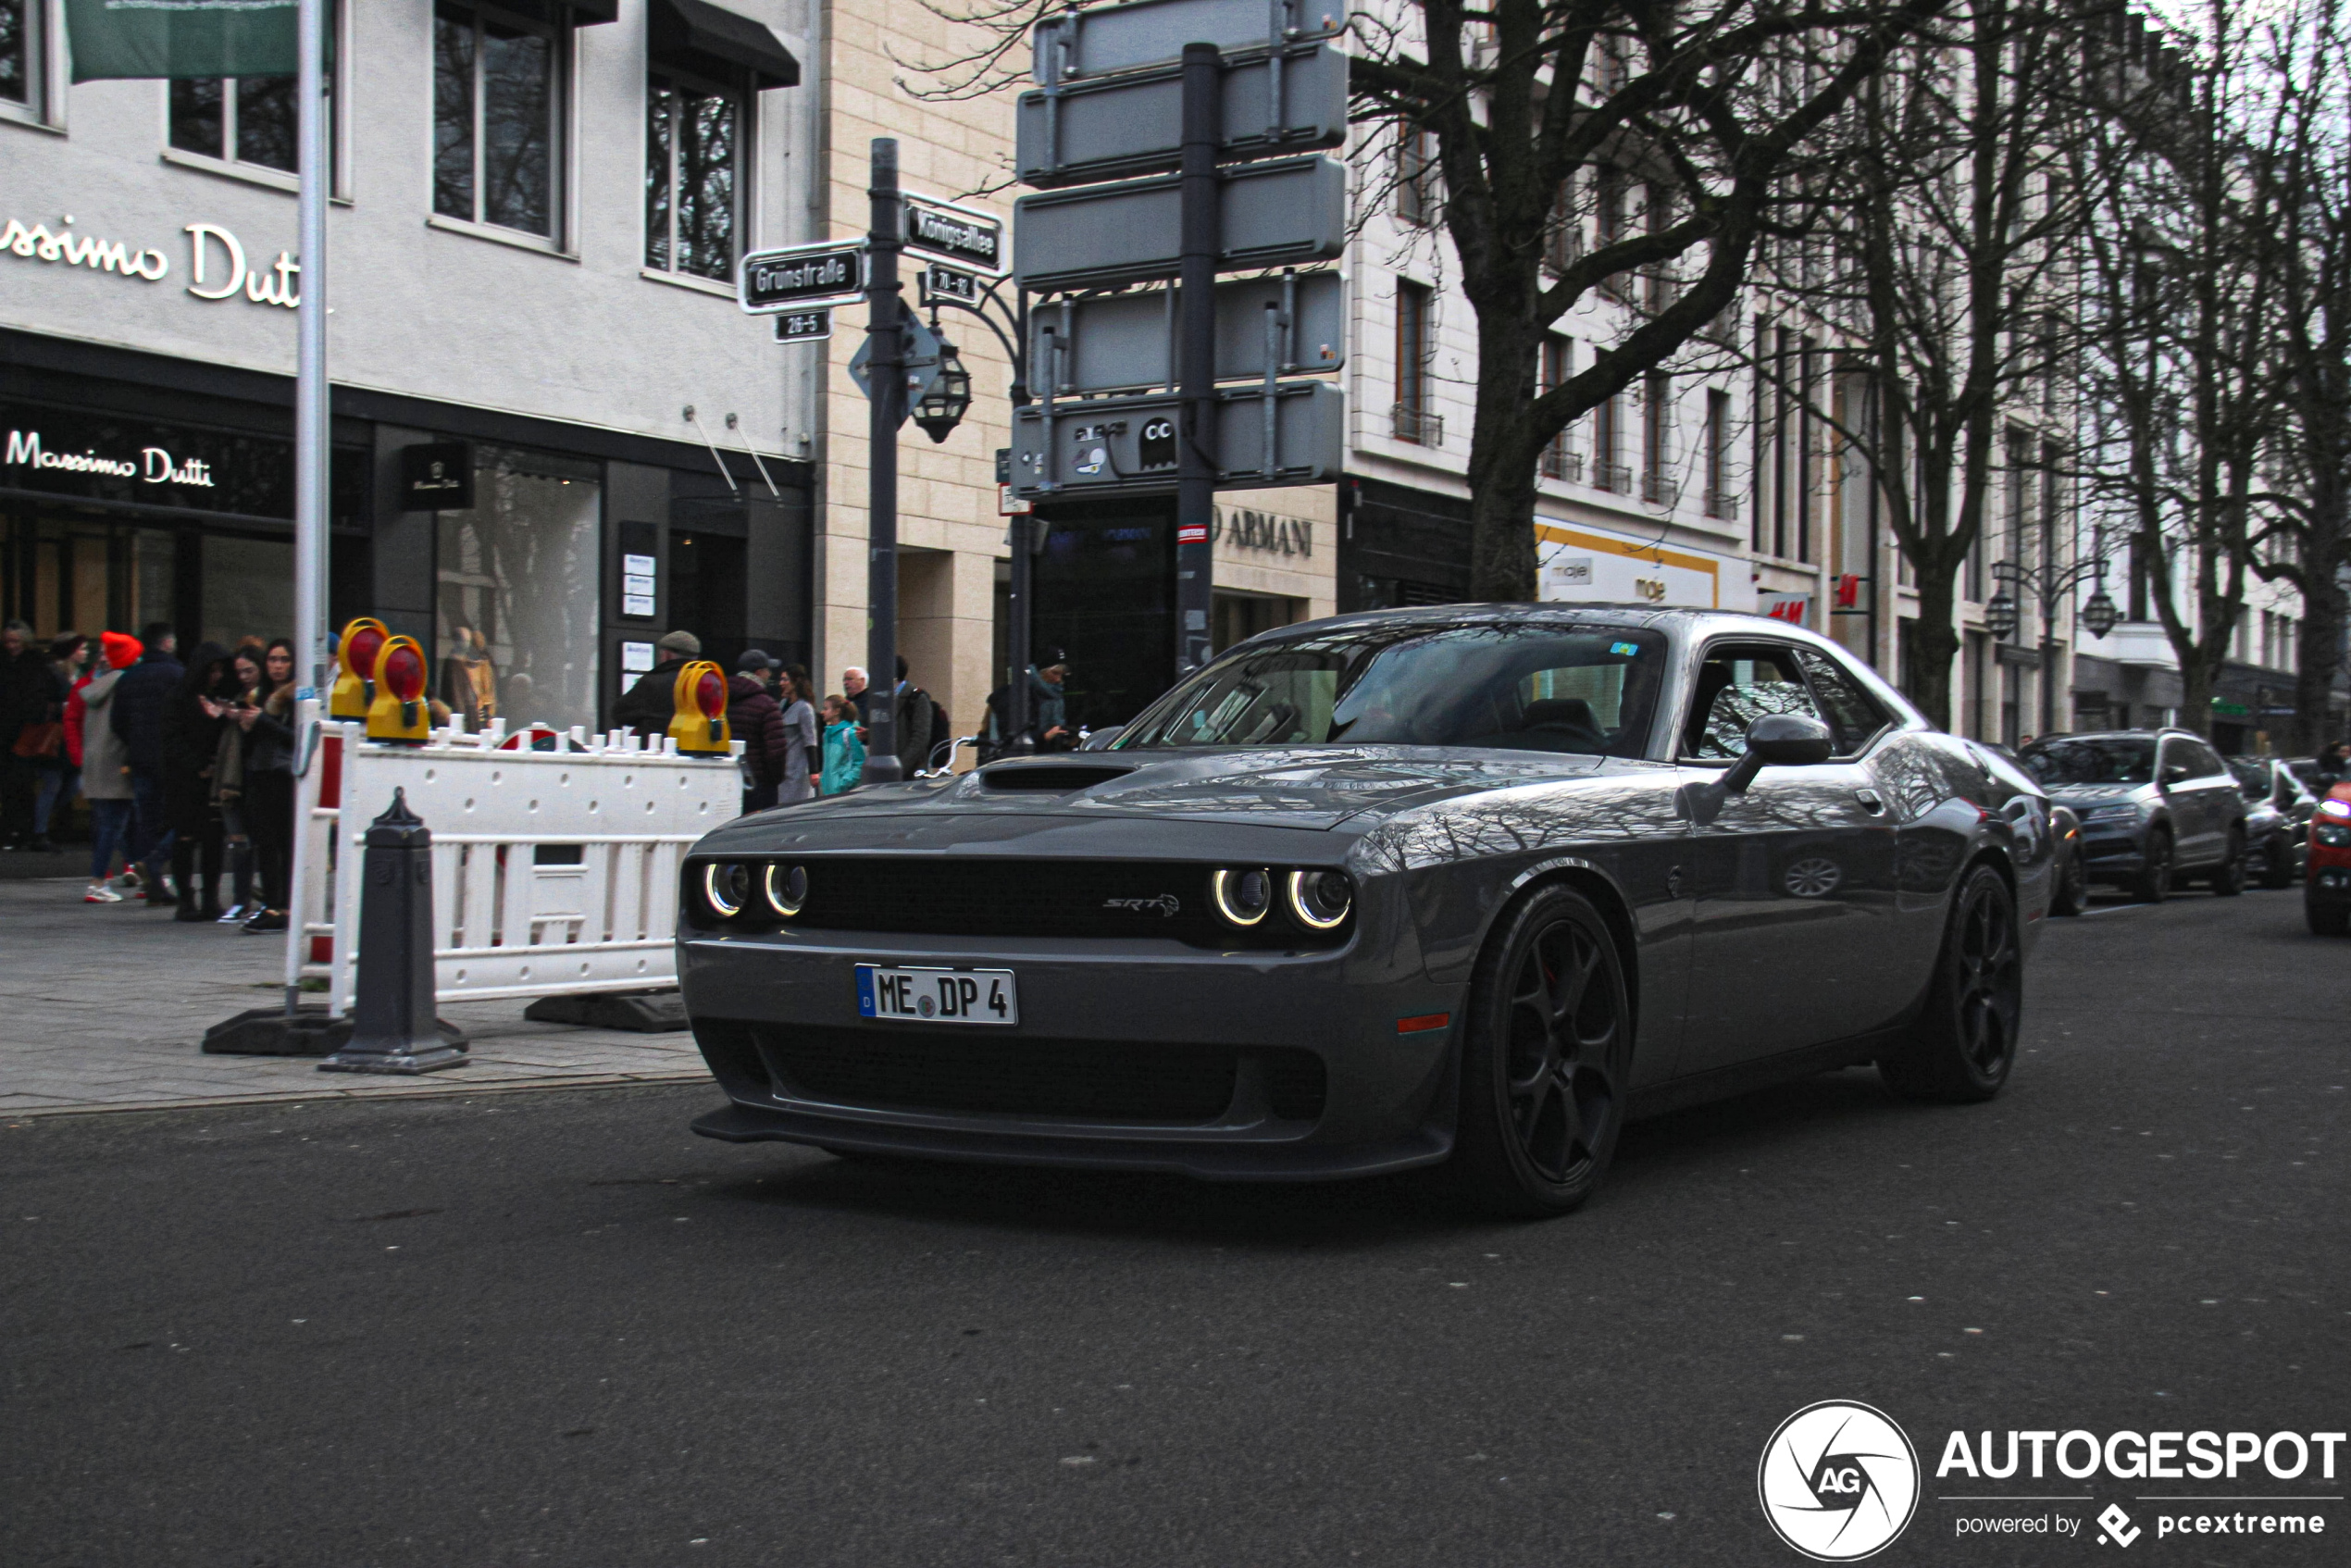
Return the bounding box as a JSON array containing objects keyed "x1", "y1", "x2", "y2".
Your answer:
[
  {"x1": 200, "y1": 534, "x2": 294, "y2": 652},
  {"x1": 434, "y1": 2, "x2": 566, "y2": 240},
  {"x1": 434, "y1": 446, "x2": 601, "y2": 734},
  {"x1": 1211, "y1": 591, "x2": 1302, "y2": 654},
  {"x1": 1, "y1": 0, "x2": 41, "y2": 116},
  {"x1": 645, "y1": 70, "x2": 742, "y2": 281}
]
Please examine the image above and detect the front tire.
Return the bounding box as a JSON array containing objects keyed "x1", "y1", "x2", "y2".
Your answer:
[
  {"x1": 2048, "y1": 841, "x2": 2087, "y2": 916},
  {"x1": 2260, "y1": 833, "x2": 2297, "y2": 890},
  {"x1": 2133, "y1": 829, "x2": 2173, "y2": 903},
  {"x1": 1880, "y1": 865, "x2": 2021, "y2": 1103},
  {"x1": 2208, "y1": 828, "x2": 2246, "y2": 896},
  {"x1": 1453, "y1": 885, "x2": 1631, "y2": 1218}
]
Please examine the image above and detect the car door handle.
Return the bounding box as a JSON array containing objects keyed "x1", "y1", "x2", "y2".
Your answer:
[{"x1": 1854, "y1": 789, "x2": 1885, "y2": 815}]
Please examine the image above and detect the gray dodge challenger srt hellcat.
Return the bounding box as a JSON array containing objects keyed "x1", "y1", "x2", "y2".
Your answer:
[{"x1": 678, "y1": 605, "x2": 2051, "y2": 1216}]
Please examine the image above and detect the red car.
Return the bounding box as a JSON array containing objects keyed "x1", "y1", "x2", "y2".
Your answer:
[{"x1": 2311, "y1": 783, "x2": 2351, "y2": 936}]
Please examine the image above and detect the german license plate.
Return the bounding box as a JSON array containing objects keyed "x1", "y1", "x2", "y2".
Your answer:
[{"x1": 854, "y1": 964, "x2": 1018, "y2": 1026}]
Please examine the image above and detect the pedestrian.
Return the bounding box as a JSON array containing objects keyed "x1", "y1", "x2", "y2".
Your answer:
[
  {"x1": 890, "y1": 655, "x2": 943, "y2": 777},
  {"x1": 230, "y1": 639, "x2": 297, "y2": 933},
  {"x1": 843, "y1": 666, "x2": 870, "y2": 726},
  {"x1": 207, "y1": 646, "x2": 265, "y2": 922},
  {"x1": 2317, "y1": 741, "x2": 2350, "y2": 790},
  {"x1": 728, "y1": 649, "x2": 789, "y2": 814},
  {"x1": 110, "y1": 621, "x2": 183, "y2": 902},
  {"x1": 27, "y1": 633, "x2": 88, "y2": 854},
  {"x1": 820, "y1": 693, "x2": 865, "y2": 794},
  {"x1": 778, "y1": 664, "x2": 820, "y2": 803},
  {"x1": 2, "y1": 618, "x2": 66, "y2": 851},
  {"x1": 162, "y1": 641, "x2": 232, "y2": 921},
  {"x1": 68, "y1": 631, "x2": 140, "y2": 903},
  {"x1": 613, "y1": 629, "x2": 701, "y2": 740}
]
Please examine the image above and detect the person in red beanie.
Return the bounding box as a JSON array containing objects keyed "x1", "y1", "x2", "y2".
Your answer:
[{"x1": 67, "y1": 632, "x2": 142, "y2": 902}]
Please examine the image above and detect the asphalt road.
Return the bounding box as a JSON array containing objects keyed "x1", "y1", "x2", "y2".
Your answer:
[{"x1": 6, "y1": 887, "x2": 2346, "y2": 1568}]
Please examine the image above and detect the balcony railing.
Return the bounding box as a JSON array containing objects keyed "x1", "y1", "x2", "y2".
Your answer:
[
  {"x1": 1642, "y1": 473, "x2": 1681, "y2": 509},
  {"x1": 1704, "y1": 488, "x2": 1741, "y2": 521},
  {"x1": 1391, "y1": 404, "x2": 1445, "y2": 446},
  {"x1": 1591, "y1": 460, "x2": 1632, "y2": 493},
  {"x1": 1540, "y1": 442, "x2": 1581, "y2": 482}
]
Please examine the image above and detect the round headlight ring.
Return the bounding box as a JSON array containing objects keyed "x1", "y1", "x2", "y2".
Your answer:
[
  {"x1": 1211, "y1": 866, "x2": 1273, "y2": 927},
  {"x1": 763, "y1": 862, "x2": 809, "y2": 917},
  {"x1": 1286, "y1": 868, "x2": 1353, "y2": 930},
  {"x1": 702, "y1": 861, "x2": 748, "y2": 919}
]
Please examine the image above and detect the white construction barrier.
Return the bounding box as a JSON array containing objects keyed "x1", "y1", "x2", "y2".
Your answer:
[{"x1": 292, "y1": 716, "x2": 741, "y2": 1014}]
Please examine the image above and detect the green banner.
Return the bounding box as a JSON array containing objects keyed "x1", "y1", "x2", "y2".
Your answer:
[{"x1": 66, "y1": 0, "x2": 299, "y2": 82}]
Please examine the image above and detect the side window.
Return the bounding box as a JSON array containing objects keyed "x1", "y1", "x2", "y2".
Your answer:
[
  {"x1": 1682, "y1": 643, "x2": 1822, "y2": 759},
  {"x1": 2158, "y1": 738, "x2": 2195, "y2": 780},
  {"x1": 2189, "y1": 741, "x2": 2226, "y2": 778},
  {"x1": 1793, "y1": 649, "x2": 1891, "y2": 756}
]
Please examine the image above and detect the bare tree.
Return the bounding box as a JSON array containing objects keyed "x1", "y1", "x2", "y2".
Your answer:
[
  {"x1": 1763, "y1": 0, "x2": 2096, "y2": 728},
  {"x1": 904, "y1": 0, "x2": 1952, "y2": 603},
  {"x1": 2253, "y1": 3, "x2": 2351, "y2": 752},
  {"x1": 2073, "y1": 0, "x2": 2289, "y2": 739}
]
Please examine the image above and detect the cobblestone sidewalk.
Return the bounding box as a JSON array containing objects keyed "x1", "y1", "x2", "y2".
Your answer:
[{"x1": 0, "y1": 877, "x2": 710, "y2": 1117}]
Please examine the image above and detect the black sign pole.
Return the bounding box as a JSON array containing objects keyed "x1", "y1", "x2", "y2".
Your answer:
[
  {"x1": 1176, "y1": 41, "x2": 1220, "y2": 679},
  {"x1": 863, "y1": 138, "x2": 905, "y2": 784}
]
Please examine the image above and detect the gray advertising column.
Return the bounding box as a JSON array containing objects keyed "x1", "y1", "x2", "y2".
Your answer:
[
  {"x1": 1176, "y1": 41, "x2": 1219, "y2": 679},
  {"x1": 864, "y1": 140, "x2": 905, "y2": 782}
]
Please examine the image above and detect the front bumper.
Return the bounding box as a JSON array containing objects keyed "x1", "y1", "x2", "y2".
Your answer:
[
  {"x1": 678, "y1": 927, "x2": 1461, "y2": 1180},
  {"x1": 2078, "y1": 827, "x2": 2150, "y2": 881}
]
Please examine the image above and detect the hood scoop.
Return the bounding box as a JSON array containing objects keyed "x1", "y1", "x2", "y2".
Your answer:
[{"x1": 978, "y1": 763, "x2": 1138, "y2": 793}]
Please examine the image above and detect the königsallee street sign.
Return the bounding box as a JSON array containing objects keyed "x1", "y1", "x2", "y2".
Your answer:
[{"x1": 901, "y1": 193, "x2": 1007, "y2": 277}]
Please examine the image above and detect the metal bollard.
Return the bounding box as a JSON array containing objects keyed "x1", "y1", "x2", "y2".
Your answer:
[{"x1": 319, "y1": 789, "x2": 469, "y2": 1075}]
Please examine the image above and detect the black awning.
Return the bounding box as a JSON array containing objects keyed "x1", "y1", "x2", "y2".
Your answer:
[
  {"x1": 651, "y1": 0, "x2": 801, "y2": 90},
  {"x1": 568, "y1": 0, "x2": 620, "y2": 21}
]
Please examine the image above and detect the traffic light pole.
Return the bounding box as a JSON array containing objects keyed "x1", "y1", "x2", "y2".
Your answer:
[
  {"x1": 1176, "y1": 42, "x2": 1220, "y2": 679},
  {"x1": 863, "y1": 138, "x2": 905, "y2": 783}
]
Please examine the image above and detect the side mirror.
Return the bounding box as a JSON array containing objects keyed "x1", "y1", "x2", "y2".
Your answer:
[
  {"x1": 1684, "y1": 713, "x2": 1835, "y2": 824},
  {"x1": 2160, "y1": 763, "x2": 2191, "y2": 788}
]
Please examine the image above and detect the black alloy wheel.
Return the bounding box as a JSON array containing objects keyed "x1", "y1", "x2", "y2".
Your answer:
[
  {"x1": 2208, "y1": 828, "x2": 2247, "y2": 897},
  {"x1": 2049, "y1": 840, "x2": 2088, "y2": 916},
  {"x1": 1880, "y1": 865, "x2": 2021, "y2": 1103},
  {"x1": 2133, "y1": 828, "x2": 2173, "y2": 903},
  {"x1": 1454, "y1": 884, "x2": 1630, "y2": 1218}
]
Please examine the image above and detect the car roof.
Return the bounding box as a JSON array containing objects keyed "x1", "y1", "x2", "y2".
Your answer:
[{"x1": 1243, "y1": 602, "x2": 1847, "y2": 648}]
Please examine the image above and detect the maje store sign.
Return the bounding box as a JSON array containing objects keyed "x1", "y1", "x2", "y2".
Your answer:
[{"x1": 4, "y1": 210, "x2": 302, "y2": 308}]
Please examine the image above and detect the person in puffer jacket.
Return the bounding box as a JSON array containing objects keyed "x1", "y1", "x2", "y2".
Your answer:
[
  {"x1": 728, "y1": 651, "x2": 789, "y2": 814},
  {"x1": 68, "y1": 631, "x2": 142, "y2": 902}
]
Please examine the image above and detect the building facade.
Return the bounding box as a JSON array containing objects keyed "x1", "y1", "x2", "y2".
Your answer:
[{"x1": 4, "y1": 0, "x2": 818, "y2": 735}]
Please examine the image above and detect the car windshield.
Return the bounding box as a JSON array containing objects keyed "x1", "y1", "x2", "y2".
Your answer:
[
  {"x1": 2226, "y1": 758, "x2": 2268, "y2": 799},
  {"x1": 1112, "y1": 622, "x2": 1667, "y2": 756},
  {"x1": 2022, "y1": 737, "x2": 2155, "y2": 787}
]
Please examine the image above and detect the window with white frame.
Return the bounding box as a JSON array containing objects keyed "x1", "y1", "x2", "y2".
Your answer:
[
  {"x1": 1397, "y1": 125, "x2": 1438, "y2": 226},
  {"x1": 645, "y1": 68, "x2": 744, "y2": 281},
  {"x1": 434, "y1": 2, "x2": 566, "y2": 240},
  {"x1": 1, "y1": 0, "x2": 42, "y2": 118},
  {"x1": 168, "y1": 8, "x2": 340, "y2": 177}
]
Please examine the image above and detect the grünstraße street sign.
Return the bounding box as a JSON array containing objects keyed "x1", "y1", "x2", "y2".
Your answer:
[
  {"x1": 902, "y1": 193, "x2": 1007, "y2": 277},
  {"x1": 1032, "y1": 0, "x2": 1343, "y2": 82},
  {"x1": 1008, "y1": 381, "x2": 1342, "y2": 497},
  {"x1": 739, "y1": 240, "x2": 867, "y2": 313},
  {"x1": 1013, "y1": 156, "x2": 1346, "y2": 292},
  {"x1": 1016, "y1": 43, "x2": 1347, "y2": 187},
  {"x1": 1030, "y1": 269, "x2": 1344, "y2": 394}
]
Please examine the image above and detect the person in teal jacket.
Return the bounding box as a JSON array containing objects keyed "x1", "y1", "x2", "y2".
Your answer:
[{"x1": 819, "y1": 693, "x2": 866, "y2": 794}]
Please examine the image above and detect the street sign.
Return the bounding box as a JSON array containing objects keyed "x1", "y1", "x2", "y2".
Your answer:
[
  {"x1": 1031, "y1": 270, "x2": 1344, "y2": 393},
  {"x1": 901, "y1": 193, "x2": 1007, "y2": 277},
  {"x1": 1016, "y1": 42, "x2": 1347, "y2": 187},
  {"x1": 1013, "y1": 156, "x2": 1346, "y2": 292},
  {"x1": 919, "y1": 263, "x2": 980, "y2": 305},
  {"x1": 739, "y1": 240, "x2": 867, "y2": 313},
  {"x1": 849, "y1": 314, "x2": 946, "y2": 403},
  {"x1": 1009, "y1": 381, "x2": 1342, "y2": 496},
  {"x1": 775, "y1": 308, "x2": 831, "y2": 342},
  {"x1": 1033, "y1": 0, "x2": 1343, "y2": 82}
]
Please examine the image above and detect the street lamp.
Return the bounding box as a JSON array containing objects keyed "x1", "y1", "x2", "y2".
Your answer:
[
  {"x1": 1985, "y1": 581, "x2": 2021, "y2": 640},
  {"x1": 2081, "y1": 585, "x2": 2120, "y2": 639},
  {"x1": 913, "y1": 337, "x2": 973, "y2": 443}
]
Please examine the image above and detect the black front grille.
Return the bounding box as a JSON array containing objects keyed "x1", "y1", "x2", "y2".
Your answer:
[
  {"x1": 979, "y1": 765, "x2": 1137, "y2": 792},
  {"x1": 693, "y1": 857, "x2": 1339, "y2": 949},
  {"x1": 703, "y1": 1019, "x2": 1329, "y2": 1125}
]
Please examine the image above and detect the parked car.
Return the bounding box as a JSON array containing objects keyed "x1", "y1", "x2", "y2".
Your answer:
[
  {"x1": 2228, "y1": 755, "x2": 2317, "y2": 890},
  {"x1": 2018, "y1": 730, "x2": 2248, "y2": 902},
  {"x1": 2310, "y1": 783, "x2": 2351, "y2": 936},
  {"x1": 678, "y1": 606, "x2": 2055, "y2": 1218},
  {"x1": 1984, "y1": 743, "x2": 2086, "y2": 915}
]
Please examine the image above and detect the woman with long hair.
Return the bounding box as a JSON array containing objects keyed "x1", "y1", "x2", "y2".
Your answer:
[
  {"x1": 232, "y1": 638, "x2": 299, "y2": 933},
  {"x1": 161, "y1": 642, "x2": 231, "y2": 920},
  {"x1": 205, "y1": 646, "x2": 265, "y2": 922},
  {"x1": 777, "y1": 664, "x2": 819, "y2": 804}
]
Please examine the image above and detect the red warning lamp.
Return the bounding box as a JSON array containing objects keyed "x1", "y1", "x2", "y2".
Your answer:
[
  {"x1": 367, "y1": 635, "x2": 432, "y2": 743},
  {"x1": 330, "y1": 616, "x2": 389, "y2": 720},
  {"x1": 667, "y1": 659, "x2": 732, "y2": 754}
]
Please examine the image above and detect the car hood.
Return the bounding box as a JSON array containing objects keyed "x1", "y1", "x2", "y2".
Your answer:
[{"x1": 734, "y1": 747, "x2": 1609, "y2": 832}]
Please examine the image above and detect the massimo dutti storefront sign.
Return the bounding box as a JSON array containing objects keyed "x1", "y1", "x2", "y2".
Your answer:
[
  {"x1": 4, "y1": 211, "x2": 301, "y2": 308},
  {"x1": 2, "y1": 404, "x2": 296, "y2": 517}
]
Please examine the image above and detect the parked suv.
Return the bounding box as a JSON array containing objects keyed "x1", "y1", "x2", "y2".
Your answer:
[
  {"x1": 2310, "y1": 784, "x2": 2351, "y2": 936},
  {"x1": 2019, "y1": 730, "x2": 2248, "y2": 901}
]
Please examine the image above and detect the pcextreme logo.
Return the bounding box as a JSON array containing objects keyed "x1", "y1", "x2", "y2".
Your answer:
[{"x1": 1759, "y1": 1400, "x2": 1923, "y2": 1561}]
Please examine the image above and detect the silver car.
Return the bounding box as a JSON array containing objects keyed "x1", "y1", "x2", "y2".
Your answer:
[
  {"x1": 2020, "y1": 731, "x2": 2248, "y2": 901},
  {"x1": 2229, "y1": 756, "x2": 2318, "y2": 890}
]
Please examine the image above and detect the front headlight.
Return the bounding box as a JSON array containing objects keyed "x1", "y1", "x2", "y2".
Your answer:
[
  {"x1": 702, "y1": 861, "x2": 750, "y2": 918},
  {"x1": 2083, "y1": 803, "x2": 2140, "y2": 823},
  {"x1": 2316, "y1": 823, "x2": 2351, "y2": 848},
  {"x1": 1286, "y1": 869, "x2": 1353, "y2": 930},
  {"x1": 763, "y1": 863, "x2": 808, "y2": 917},
  {"x1": 1211, "y1": 867, "x2": 1274, "y2": 927}
]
